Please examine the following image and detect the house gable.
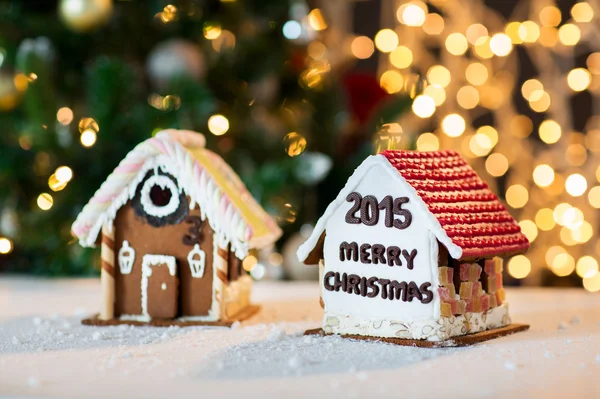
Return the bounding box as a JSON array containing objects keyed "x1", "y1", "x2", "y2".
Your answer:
[
  {"x1": 297, "y1": 155, "x2": 462, "y2": 264},
  {"x1": 72, "y1": 130, "x2": 281, "y2": 259}
]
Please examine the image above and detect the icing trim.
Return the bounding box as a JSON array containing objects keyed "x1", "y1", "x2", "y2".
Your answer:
[
  {"x1": 71, "y1": 130, "x2": 281, "y2": 259},
  {"x1": 323, "y1": 303, "x2": 510, "y2": 341},
  {"x1": 138, "y1": 173, "x2": 181, "y2": 217},
  {"x1": 297, "y1": 155, "x2": 462, "y2": 263},
  {"x1": 141, "y1": 254, "x2": 177, "y2": 319},
  {"x1": 118, "y1": 240, "x2": 135, "y2": 275},
  {"x1": 187, "y1": 243, "x2": 206, "y2": 278}
]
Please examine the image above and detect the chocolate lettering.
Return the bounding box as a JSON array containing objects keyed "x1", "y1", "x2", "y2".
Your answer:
[
  {"x1": 389, "y1": 280, "x2": 408, "y2": 301},
  {"x1": 360, "y1": 277, "x2": 368, "y2": 297},
  {"x1": 360, "y1": 244, "x2": 372, "y2": 263},
  {"x1": 360, "y1": 195, "x2": 379, "y2": 226},
  {"x1": 406, "y1": 281, "x2": 423, "y2": 302},
  {"x1": 386, "y1": 246, "x2": 402, "y2": 267},
  {"x1": 378, "y1": 195, "x2": 394, "y2": 228},
  {"x1": 347, "y1": 274, "x2": 361, "y2": 295},
  {"x1": 324, "y1": 271, "x2": 335, "y2": 291},
  {"x1": 339, "y1": 242, "x2": 358, "y2": 262},
  {"x1": 322, "y1": 272, "x2": 434, "y2": 305},
  {"x1": 345, "y1": 192, "x2": 362, "y2": 224},
  {"x1": 420, "y1": 282, "x2": 433, "y2": 304},
  {"x1": 393, "y1": 197, "x2": 412, "y2": 229},
  {"x1": 371, "y1": 244, "x2": 386, "y2": 264},
  {"x1": 366, "y1": 277, "x2": 380, "y2": 298},
  {"x1": 379, "y1": 279, "x2": 391, "y2": 299},
  {"x1": 402, "y1": 249, "x2": 418, "y2": 270}
]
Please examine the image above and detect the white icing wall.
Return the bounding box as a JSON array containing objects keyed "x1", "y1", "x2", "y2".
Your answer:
[{"x1": 322, "y1": 164, "x2": 440, "y2": 322}]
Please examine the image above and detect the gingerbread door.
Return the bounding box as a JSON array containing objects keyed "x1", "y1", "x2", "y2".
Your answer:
[{"x1": 141, "y1": 255, "x2": 179, "y2": 319}]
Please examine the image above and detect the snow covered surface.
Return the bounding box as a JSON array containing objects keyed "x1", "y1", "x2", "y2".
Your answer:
[{"x1": 0, "y1": 277, "x2": 599, "y2": 398}]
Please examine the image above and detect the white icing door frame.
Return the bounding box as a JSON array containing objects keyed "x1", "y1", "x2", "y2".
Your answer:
[{"x1": 141, "y1": 254, "x2": 177, "y2": 318}]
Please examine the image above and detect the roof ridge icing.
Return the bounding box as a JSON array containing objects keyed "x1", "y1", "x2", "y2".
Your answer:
[{"x1": 71, "y1": 129, "x2": 281, "y2": 258}]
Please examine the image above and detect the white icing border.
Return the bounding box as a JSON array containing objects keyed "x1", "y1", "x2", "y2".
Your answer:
[
  {"x1": 187, "y1": 243, "x2": 206, "y2": 278},
  {"x1": 139, "y1": 173, "x2": 181, "y2": 217},
  {"x1": 296, "y1": 154, "x2": 463, "y2": 263},
  {"x1": 141, "y1": 254, "x2": 177, "y2": 319},
  {"x1": 323, "y1": 303, "x2": 510, "y2": 342},
  {"x1": 118, "y1": 240, "x2": 135, "y2": 275}
]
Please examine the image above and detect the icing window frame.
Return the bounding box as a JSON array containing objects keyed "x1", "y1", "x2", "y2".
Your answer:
[{"x1": 132, "y1": 170, "x2": 189, "y2": 227}]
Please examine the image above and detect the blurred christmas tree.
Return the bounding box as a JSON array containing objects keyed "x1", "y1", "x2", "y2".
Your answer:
[{"x1": 0, "y1": 0, "x2": 410, "y2": 275}]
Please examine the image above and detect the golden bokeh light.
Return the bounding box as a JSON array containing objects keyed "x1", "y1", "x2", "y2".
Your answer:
[
  {"x1": 539, "y1": 120, "x2": 561, "y2": 144},
  {"x1": 380, "y1": 70, "x2": 404, "y2": 94},
  {"x1": 508, "y1": 255, "x2": 531, "y2": 279},
  {"x1": 351, "y1": 36, "x2": 375, "y2": 59},
  {"x1": 510, "y1": 115, "x2": 533, "y2": 138},
  {"x1": 389, "y1": 46, "x2": 413, "y2": 69},
  {"x1": 560, "y1": 227, "x2": 578, "y2": 246},
  {"x1": 546, "y1": 246, "x2": 566, "y2": 266},
  {"x1": 212, "y1": 30, "x2": 236, "y2": 52},
  {"x1": 583, "y1": 271, "x2": 600, "y2": 292},
  {"x1": 576, "y1": 256, "x2": 598, "y2": 278},
  {"x1": 208, "y1": 114, "x2": 230, "y2": 136},
  {"x1": 485, "y1": 153, "x2": 509, "y2": 177},
  {"x1": 529, "y1": 91, "x2": 551, "y2": 113},
  {"x1": 283, "y1": 132, "x2": 307, "y2": 156},
  {"x1": 558, "y1": 24, "x2": 581, "y2": 46},
  {"x1": 80, "y1": 129, "x2": 97, "y2": 147},
  {"x1": 536, "y1": 208, "x2": 556, "y2": 231},
  {"x1": 518, "y1": 220, "x2": 538, "y2": 243},
  {"x1": 423, "y1": 84, "x2": 445, "y2": 106},
  {"x1": 565, "y1": 143, "x2": 587, "y2": 166},
  {"x1": 588, "y1": 186, "x2": 600, "y2": 208},
  {"x1": 551, "y1": 252, "x2": 575, "y2": 277},
  {"x1": 374, "y1": 29, "x2": 399, "y2": 53},
  {"x1": 422, "y1": 13, "x2": 444, "y2": 35},
  {"x1": 518, "y1": 21, "x2": 540, "y2": 43},
  {"x1": 565, "y1": 173, "x2": 587, "y2": 197},
  {"x1": 505, "y1": 184, "x2": 528, "y2": 208},
  {"x1": 466, "y1": 24, "x2": 488, "y2": 45},
  {"x1": 521, "y1": 79, "x2": 543, "y2": 101},
  {"x1": 553, "y1": 203, "x2": 572, "y2": 226},
  {"x1": 489, "y1": 33, "x2": 513, "y2": 56},
  {"x1": 445, "y1": 32, "x2": 468, "y2": 56},
  {"x1": 465, "y1": 63, "x2": 488, "y2": 86},
  {"x1": 203, "y1": 22, "x2": 222, "y2": 40},
  {"x1": 416, "y1": 133, "x2": 439, "y2": 151},
  {"x1": 0, "y1": 237, "x2": 12, "y2": 255},
  {"x1": 56, "y1": 107, "x2": 74, "y2": 125},
  {"x1": 571, "y1": 2, "x2": 594, "y2": 23},
  {"x1": 78, "y1": 117, "x2": 99, "y2": 134},
  {"x1": 307, "y1": 41, "x2": 326, "y2": 60},
  {"x1": 441, "y1": 114, "x2": 466, "y2": 137},
  {"x1": 456, "y1": 85, "x2": 479, "y2": 109},
  {"x1": 539, "y1": 26, "x2": 559, "y2": 48},
  {"x1": 242, "y1": 255, "x2": 258, "y2": 272},
  {"x1": 533, "y1": 164, "x2": 555, "y2": 187},
  {"x1": 505, "y1": 22, "x2": 523, "y2": 44},
  {"x1": 37, "y1": 193, "x2": 53, "y2": 211},
  {"x1": 427, "y1": 65, "x2": 451, "y2": 88},
  {"x1": 587, "y1": 53, "x2": 600, "y2": 74},
  {"x1": 401, "y1": 4, "x2": 426, "y2": 27},
  {"x1": 308, "y1": 8, "x2": 327, "y2": 31},
  {"x1": 473, "y1": 36, "x2": 494, "y2": 59},
  {"x1": 573, "y1": 221, "x2": 593, "y2": 244},
  {"x1": 567, "y1": 68, "x2": 591, "y2": 92},
  {"x1": 411, "y1": 95, "x2": 436, "y2": 118},
  {"x1": 539, "y1": 6, "x2": 561, "y2": 27}
]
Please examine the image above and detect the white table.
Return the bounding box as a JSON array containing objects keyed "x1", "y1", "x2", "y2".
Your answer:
[{"x1": 0, "y1": 277, "x2": 599, "y2": 398}]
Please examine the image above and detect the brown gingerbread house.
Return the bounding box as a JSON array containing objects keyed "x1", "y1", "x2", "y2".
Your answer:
[{"x1": 72, "y1": 129, "x2": 281, "y2": 326}]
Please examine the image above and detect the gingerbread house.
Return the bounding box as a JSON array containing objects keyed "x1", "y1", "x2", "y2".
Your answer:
[
  {"x1": 297, "y1": 150, "x2": 529, "y2": 342},
  {"x1": 72, "y1": 129, "x2": 281, "y2": 326}
]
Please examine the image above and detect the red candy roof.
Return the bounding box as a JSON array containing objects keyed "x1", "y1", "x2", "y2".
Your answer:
[{"x1": 380, "y1": 149, "x2": 529, "y2": 259}]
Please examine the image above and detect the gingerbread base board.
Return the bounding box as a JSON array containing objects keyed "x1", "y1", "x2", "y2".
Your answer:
[
  {"x1": 82, "y1": 304, "x2": 260, "y2": 327},
  {"x1": 304, "y1": 323, "x2": 529, "y2": 348}
]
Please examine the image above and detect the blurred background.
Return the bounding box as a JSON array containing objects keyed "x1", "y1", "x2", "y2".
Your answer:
[{"x1": 0, "y1": 0, "x2": 599, "y2": 292}]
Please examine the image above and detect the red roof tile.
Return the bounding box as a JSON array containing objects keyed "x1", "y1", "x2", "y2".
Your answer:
[{"x1": 380, "y1": 149, "x2": 529, "y2": 259}]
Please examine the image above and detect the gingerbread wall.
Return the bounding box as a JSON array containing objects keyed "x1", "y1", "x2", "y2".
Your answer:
[{"x1": 113, "y1": 199, "x2": 215, "y2": 318}]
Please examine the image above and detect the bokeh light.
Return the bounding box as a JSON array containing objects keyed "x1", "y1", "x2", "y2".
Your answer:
[
  {"x1": 37, "y1": 193, "x2": 53, "y2": 211},
  {"x1": 567, "y1": 68, "x2": 591, "y2": 92},
  {"x1": 389, "y1": 46, "x2": 413, "y2": 69},
  {"x1": 485, "y1": 153, "x2": 509, "y2": 177},
  {"x1": 565, "y1": 173, "x2": 587, "y2": 197},
  {"x1": 539, "y1": 120, "x2": 561, "y2": 144},
  {"x1": 416, "y1": 133, "x2": 439, "y2": 151},
  {"x1": 351, "y1": 36, "x2": 375, "y2": 59},
  {"x1": 411, "y1": 95, "x2": 436, "y2": 118},
  {"x1": 441, "y1": 114, "x2": 466, "y2": 137},
  {"x1": 208, "y1": 114, "x2": 230, "y2": 136},
  {"x1": 445, "y1": 32, "x2": 468, "y2": 55},
  {"x1": 558, "y1": 24, "x2": 581, "y2": 46},
  {"x1": 508, "y1": 255, "x2": 531, "y2": 279},
  {"x1": 427, "y1": 65, "x2": 451, "y2": 87},
  {"x1": 283, "y1": 132, "x2": 307, "y2": 157},
  {"x1": 0, "y1": 237, "x2": 13, "y2": 254},
  {"x1": 374, "y1": 29, "x2": 399, "y2": 53},
  {"x1": 533, "y1": 164, "x2": 555, "y2": 187},
  {"x1": 505, "y1": 184, "x2": 528, "y2": 208}
]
